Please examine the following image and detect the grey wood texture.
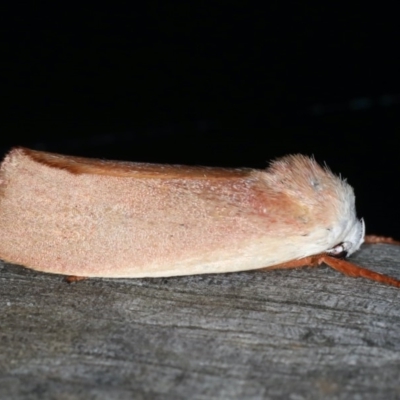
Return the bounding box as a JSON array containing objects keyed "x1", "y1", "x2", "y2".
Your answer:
[{"x1": 1, "y1": 244, "x2": 400, "y2": 400}]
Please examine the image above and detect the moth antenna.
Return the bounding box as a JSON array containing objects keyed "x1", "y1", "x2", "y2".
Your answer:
[{"x1": 364, "y1": 235, "x2": 400, "y2": 245}]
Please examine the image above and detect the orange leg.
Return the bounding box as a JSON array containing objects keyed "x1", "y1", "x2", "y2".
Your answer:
[
  {"x1": 261, "y1": 255, "x2": 323, "y2": 270},
  {"x1": 321, "y1": 255, "x2": 400, "y2": 288},
  {"x1": 64, "y1": 275, "x2": 88, "y2": 283},
  {"x1": 262, "y1": 253, "x2": 400, "y2": 289}
]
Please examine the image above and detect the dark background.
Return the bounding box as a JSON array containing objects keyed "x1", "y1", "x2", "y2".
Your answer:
[{"x1": 2, "y1": 4, "x2": 400, "y2": 238}]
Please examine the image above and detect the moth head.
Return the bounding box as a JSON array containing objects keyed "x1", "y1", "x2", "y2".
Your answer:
[{"x1": 327, "y1": 218, "x2": 365, "y2": 257}]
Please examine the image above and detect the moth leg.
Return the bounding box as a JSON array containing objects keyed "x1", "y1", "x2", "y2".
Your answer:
[
  {"x1": 260, "y1": 255, "x2": 324, "y2": 271},
  {"x1": 262, "y1": 254, "x2": 400, "y2": 288},
  {"x1": 64, "y1": 275, "x2": 88, "y2": 283},
  {"x1": 321, "y1": 255, "x2": 400, "y2": 288},
  {"x1": 364, "y1": 235, "x2": 400, "y2": 245}
]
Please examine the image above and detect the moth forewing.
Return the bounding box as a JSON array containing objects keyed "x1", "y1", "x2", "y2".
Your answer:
[{"x1": 0, "y1": 147, "x2": 390, "y2": 286}]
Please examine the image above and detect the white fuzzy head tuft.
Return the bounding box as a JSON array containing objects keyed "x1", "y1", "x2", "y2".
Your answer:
[{"x1": 266, "y1": 155, "x2": 365, "y2": 258}]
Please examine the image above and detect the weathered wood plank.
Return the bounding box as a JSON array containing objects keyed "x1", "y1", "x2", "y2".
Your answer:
[{"x1": 1, "y1": 244, "x2": 400, "y2": 399}]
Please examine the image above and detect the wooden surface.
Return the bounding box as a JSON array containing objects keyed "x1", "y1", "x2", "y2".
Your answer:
[{"x1": 1, "y1": 244, "x2": 400, "y2": 400}]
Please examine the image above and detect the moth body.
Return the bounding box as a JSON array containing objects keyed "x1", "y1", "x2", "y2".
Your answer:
[{"x1": 0, "y1": 148, "x2": 364, "y2": 278}]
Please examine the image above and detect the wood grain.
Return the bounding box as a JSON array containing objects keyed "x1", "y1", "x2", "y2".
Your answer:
[{"x1": 1, "y1": 244, "x2": 400, "y2": 399}]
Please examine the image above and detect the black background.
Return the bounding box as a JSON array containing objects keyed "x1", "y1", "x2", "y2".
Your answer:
[{"x1": 2, "y1": 4, "x2": 400, "y2": 238}]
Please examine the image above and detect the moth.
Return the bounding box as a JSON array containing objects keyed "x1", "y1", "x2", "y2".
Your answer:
[{"x1": 0, "y1": 147, "x2": 399, "y2": 287}]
